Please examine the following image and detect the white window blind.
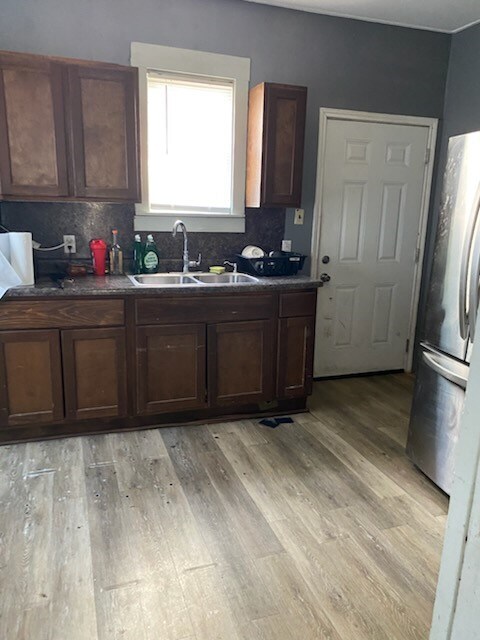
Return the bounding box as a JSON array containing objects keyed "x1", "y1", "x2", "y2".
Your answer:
[{"x1": 147, "y1": 72, "x2": 234, "y2": 213}]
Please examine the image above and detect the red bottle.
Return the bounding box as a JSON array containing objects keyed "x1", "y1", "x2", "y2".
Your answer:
[{"x1": 89, "y1": 238, "x2": 107, "y2": 276}]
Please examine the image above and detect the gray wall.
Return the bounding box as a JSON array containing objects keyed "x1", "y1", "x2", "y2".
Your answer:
[
  {"x1": 430, "y1": 21, "x2": 480, "y2": 215},
  {"x1": 0, "y1": 0, "x2": 450, "y2": 261},
  {"x1": 416, "y1": 22, "x2": 480, "y2": 352}
]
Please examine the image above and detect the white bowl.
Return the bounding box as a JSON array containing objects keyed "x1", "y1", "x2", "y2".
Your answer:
[{"x1": 241, "y1": 245, "x2": 265, "y2": 259}]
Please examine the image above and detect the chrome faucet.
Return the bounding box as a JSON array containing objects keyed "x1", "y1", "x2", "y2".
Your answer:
[{"x1": 172, "y1": 220, "x2": 201, "y2": 273}]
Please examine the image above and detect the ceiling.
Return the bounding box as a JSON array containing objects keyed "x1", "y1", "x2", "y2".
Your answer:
[{"x1": 241, "y1": 0, "x2": 480, "y2": 33}]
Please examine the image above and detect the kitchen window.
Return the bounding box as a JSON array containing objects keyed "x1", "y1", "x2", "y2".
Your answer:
[{"x1": 131, "y1": 43, "x2": 250, "y2": 232}]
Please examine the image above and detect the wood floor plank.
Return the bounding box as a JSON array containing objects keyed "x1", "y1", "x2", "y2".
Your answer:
[
  {"x1": 255, "y1": 552, "x2": 343, "y2": 639},
  {"x1": 270, "y1": 518, "x2": 392, "y2": 640},
  {"x1": 332, "y1": 508, "x2": 438, "y2": 622},
  {"x1": 83, "y1": 443, "x2": 148, "y2": 640},
  {"x1": 179, "y1": 564, "x2": 243, "y2": 640},
  {"x1": 208, "y1": 427, "x2": 296, "y2": 523},
  {"x1": 0, "y1": 443, "x2": 29, "y2": 640},
  {"x1": 191, "y1": 428, "x2": 284, "y2": 559},
  {"x1": 48, "y1": 496, "x2": 98, "y2": 640},
  {"x1": 208, "y1": 419, "x2": 270, "y2": 447},
  {"x1": 24, "y1": 437, "x2": 86, "y2": 499},
  {"x1": 299, "y1": 417, "x2": 405, "y2": 499},
  {"x1": 123, "y1": 486, "x2": 194, "y2": 640},
  {"x1": 161, "y1": 426, "x2": 279, "y2": 624}
]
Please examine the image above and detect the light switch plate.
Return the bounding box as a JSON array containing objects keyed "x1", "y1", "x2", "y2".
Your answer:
[
  {"x1": 294, "y1": 209, "x2": 304, "y2": 225},
  {"x1": 281, "y1": 240, "x2": 292, "y2": 252}
]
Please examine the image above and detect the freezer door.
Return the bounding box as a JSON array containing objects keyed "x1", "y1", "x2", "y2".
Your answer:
[
  {"x1": 407, "y1": 346, "x2": 467, "y2": 494},
  {"x1": 423, "y1": 132, "x2": 480, "y2": 360}
]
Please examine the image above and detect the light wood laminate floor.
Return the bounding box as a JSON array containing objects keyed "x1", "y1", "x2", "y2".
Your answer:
[{"x1": 0, "y1": 374, "x2": 448, "y2": 639}]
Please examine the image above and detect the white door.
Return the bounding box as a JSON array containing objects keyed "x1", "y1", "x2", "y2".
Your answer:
[{"x1": 314, "y1": 118, "x2": 430, "y2": 376}]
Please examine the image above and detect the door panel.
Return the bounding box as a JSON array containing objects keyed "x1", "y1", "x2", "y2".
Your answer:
[
  {"x1": 0, "y1": 330, "x2": 63, "y2": 427},
  {"x1": 136, "y1": 324, "x2": 206, "y2": 414},
  {"x1": 277, "y1": 316, "x2": 314, "y2": 398},
  {"x1": 315, "y1": 118, "x2": 430, "y2": 376},
  {"x1": 62, "y1": 328, "x2": 127, "y2": 420},
  {"x1": 262, "y1": 84, "x2": 307, "y2": 207},
  {"x1": 67, "y1": 64, "x2": 140, "y2": 200},
  {"x1": 0, "y1": 53, "x2": 68, "y2": 196},
  {"x1": 208, "y1": 320, "x2": 275, "y2": 407}
]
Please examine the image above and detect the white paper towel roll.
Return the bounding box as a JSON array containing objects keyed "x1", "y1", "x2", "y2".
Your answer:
[
  {"x1": 8, "y1": 232, "x2": 34, "y2": 285},
  {"x1": 0, "y1": 234, "x2": 11, "y2": 262},
  {"x1": 0, "y1": 249, "x2": 22, "y2": 298}
]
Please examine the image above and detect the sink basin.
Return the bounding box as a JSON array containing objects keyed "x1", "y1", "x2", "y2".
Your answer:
[
  {"x1": 192, "y1": 273, "x2": 258, "y2": 284},
  {"x1": 127, "y1": 272, "x2": 259, "y2": 287},
  {"x1": 128, "y1": 273, "x2": 200, "y2": 286}
]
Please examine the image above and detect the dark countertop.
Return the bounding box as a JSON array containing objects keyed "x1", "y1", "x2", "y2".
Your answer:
[{"x1": 3, "y1": 274, "x2": 322, "y2": 299}]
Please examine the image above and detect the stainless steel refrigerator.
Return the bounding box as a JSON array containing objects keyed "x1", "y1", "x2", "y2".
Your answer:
[{"x1": 407, "y1": 131, "x2": 480, "y2": 495}]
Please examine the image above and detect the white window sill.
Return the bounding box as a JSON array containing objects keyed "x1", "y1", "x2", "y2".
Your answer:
[{"x1": 134, "y1": 212, "x2": 245, "y2": 233}]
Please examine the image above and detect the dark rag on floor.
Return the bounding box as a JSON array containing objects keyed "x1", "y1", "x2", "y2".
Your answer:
[{"x1": 259, "y1": 416, "x2": 294, "y2": 428}]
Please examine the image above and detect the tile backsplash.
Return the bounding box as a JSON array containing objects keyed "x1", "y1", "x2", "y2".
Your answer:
[{"x1": 0, "y1": 202, "x2": 286, "y2": 275}]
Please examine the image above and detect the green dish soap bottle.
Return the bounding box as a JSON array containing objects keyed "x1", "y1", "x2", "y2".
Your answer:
[
  {"x1": 143, "y1": 234, "x2": 159, "y2": 274},
  {"x1": 133, "y1": 234, "x2": 143, "y2": 274}
]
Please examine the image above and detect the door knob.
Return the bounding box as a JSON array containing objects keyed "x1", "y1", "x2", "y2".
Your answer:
[
  {"x1": 322, "y1": 255, "x2": 330, "y2": 264},
  {"x1": 320, "y1": 273, "x2": 331, "y2": 283}
]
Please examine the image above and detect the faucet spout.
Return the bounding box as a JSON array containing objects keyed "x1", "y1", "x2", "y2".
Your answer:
[{"x1": 172, "y1": 220, "x2": 201, "y2": 273}]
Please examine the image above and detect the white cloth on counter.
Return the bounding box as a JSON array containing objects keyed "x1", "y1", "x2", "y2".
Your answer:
[{"x1": 0, "y1": 232, "x2": 34, "y2": 298}]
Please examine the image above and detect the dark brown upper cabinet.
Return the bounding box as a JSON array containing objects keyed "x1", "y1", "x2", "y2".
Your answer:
[
  {"x1": 0, "y1": 50, "x2": 140, "y2": 202},
  {"x1": 246, "y1": 82, "x2": 307, "y2": 208},
  {"x1": 0, "y1": 52, "x2": 69, "y2": 198},
  {"x1": 67, "y1": 64, "x2": 140, "y2": 201}
]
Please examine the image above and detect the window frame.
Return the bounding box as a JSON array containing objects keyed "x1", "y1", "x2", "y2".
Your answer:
[{"x1": 131, "y1": 42, "x2": 250, "y2": 233}]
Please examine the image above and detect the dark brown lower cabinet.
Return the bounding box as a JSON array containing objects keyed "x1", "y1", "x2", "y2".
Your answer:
[
  {"x1": 136, "y1": 324, "x2": 207, "y2": 414},
  {"x1": 277, "y1": 316, "x2": 314, "y2": 398},
  {"x1": 208, "y1": 320, "x2": 275, "y2": 407},
  {"x1": 62, "y1": 327, "x2": 127, "y2": 420},
  {"x1": 0, "y1": 329, "x2": 63, "y2": 426}
]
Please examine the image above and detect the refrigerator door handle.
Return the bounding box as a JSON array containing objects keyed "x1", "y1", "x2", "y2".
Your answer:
[
  {"x1": 468, "y1": 191, "x2": 480, "y2": 340},
  {"x1": 422, "y1": 349, "x2": 469, "y2": 390},
  {"x1": 459, "y1": 184, "x2": 480, "y2": 339}
]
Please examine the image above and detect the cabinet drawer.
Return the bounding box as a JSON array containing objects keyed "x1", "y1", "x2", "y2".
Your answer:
[
  {"x1": 0, "y1": 299, "x2": 124, "y2": 329},
  {"x1": 136, "y1": 295, "x2": 275, "y2": 325},
  {"x1": 279, "y1": 291, "x2": 316, "y2": 318}
]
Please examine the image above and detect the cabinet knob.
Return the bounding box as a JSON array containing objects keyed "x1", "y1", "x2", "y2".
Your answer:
[
  {"x1": 322, "y1": 255, "x2": 330, "y2": 264},
  {"x1": 320, "y1": 273, "x2": 331, "y2": 283}
]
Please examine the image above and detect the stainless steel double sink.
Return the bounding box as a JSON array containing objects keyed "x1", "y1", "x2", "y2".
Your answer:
[{"x1": 127, "y1": 272, "x2": 259, "y2": 287}]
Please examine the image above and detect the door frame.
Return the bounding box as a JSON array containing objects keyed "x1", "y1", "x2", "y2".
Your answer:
[{"x1": 311, "y1": 107, "x2": 438, "y2": 371}]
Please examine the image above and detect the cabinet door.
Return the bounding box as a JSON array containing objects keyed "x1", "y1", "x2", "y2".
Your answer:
[
  {"x1": 208, "y1": 320, "x2": 275, "y2": 407},
  {"x1": 67, "y1": 64, "x2": 140, "y2": 200},
  {"x1": 62, "y1": 327, "x2": 128, "y2": 421},
  {"x1": 0, "y1": 53, "x2": 69, "y2": 197},
  {"x1": 0, "y1": 330, "x2": 63, "y2": 427},
  {"x1": 262, "y1": 84, "x2": 307, "y2": 207},
  {"x1": 277, "y1": 317, "x2": 314, "y2": 399},
  {"x1": 136, "y1": 324, "x2": 207, "y2": 414}
]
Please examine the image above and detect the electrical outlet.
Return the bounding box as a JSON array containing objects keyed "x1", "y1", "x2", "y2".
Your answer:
[
  {"x1": 281, "y1": 240, "x2": 292, "y2": 252},
  {"x1": 294, "y1": 208, "x2": 304, "y2": 225},
  {"x1": 63, "y1": 234, "x2": 76, "y2": 254}
]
